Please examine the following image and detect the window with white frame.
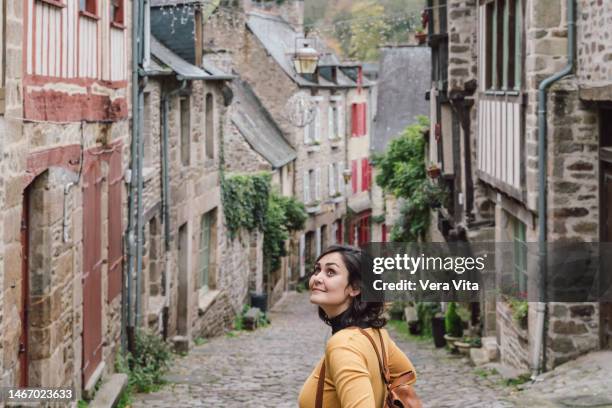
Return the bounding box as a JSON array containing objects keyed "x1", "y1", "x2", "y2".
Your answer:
[
  {"x1": 303, "y1": 170, "x2": 311, "y2": 204},
  {"x1": 314, "y1": 167, "x2": 321, "y2": 201},
  {"x1": 337, "y1": 162, "x2": 345, "y2": 196},
  {"x1": 328, "y1": 99, "x2": 343, "y2": 140},
  {"x1": 304, "y1": 99, "x2": 321, "y2": 145},
  {"x1": 483, "y1": 0, "x2": 523, "y2": 91},
  {"x1": 328, "y1": 164, "x2": 336, "y2": 197}
]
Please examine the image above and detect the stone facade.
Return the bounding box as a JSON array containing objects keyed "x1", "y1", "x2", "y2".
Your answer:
[
  {"x1": 428, "y1": 0, "x2": 610, "y2": 372},
  {"x1": 204, "y1": 1, "x2": 368, "y2": 285}
]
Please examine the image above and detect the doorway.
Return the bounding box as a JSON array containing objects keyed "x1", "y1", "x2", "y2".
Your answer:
[
  {"x1": 177, "y1": 223, "x2": 189, "y2": 336},
  {"x1": 19, "y1": 186, "x2": 31, "y2": 387},
  {"x1": 600, "y1": 107, "x2": 612, "y2": 349}
]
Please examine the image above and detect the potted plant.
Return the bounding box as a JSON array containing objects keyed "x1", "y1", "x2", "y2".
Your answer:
[
  {"x1": 444, "y1": 302, "x2": 464, "y2": 349},
  {"x1": 415, "y1": 27, "x2": 427, "y2": 44},
  {"x1": 431, "y1": 312, "x2": 446, "y2": 348},
  {"x1": 426, "y1": 163, "x2": 441, "y2": 179}
]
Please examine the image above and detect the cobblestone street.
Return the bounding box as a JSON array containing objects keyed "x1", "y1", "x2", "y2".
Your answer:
[{"x1": 133, "y1": 292, "x2": 523, "y2": 407}]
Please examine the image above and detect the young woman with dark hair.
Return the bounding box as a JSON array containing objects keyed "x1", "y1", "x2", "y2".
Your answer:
[{"x1": 298, "y1": 245, "x2": 418, "y2": 407}]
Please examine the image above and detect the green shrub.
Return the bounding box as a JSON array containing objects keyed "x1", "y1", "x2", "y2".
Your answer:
[
  {"x1": 444, "y1": 302, "x2": 463, "y2": 337},
  {"x1": 416, "y1": 302, "x2": 440, "y2": 337}
]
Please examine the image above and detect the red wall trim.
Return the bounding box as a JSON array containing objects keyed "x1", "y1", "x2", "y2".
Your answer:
[
  {"x1": 23, "y1": 75, "x2": 128, "y2": 89},
  {"x1": 24, "y1": 144, "x2": 82, "y2": 186}
]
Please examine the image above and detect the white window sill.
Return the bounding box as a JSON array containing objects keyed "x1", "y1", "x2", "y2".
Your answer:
[
  {"x1": 330, "y1": 140, "x2": 342, "y2": 149},
  {"x1": 198, "y1": 288, "x2": 221, "y2": 315},
  {"x1": 305, "y1": 203, "x2": 321, "y2": 214},
  {"x1": 306, "y1": 144, "x2": 321, "y2": 153}
]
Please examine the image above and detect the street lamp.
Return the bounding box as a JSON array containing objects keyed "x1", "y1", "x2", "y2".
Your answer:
[{"x1": 293, "y1": 38, "x2": 319, "y2": 75}]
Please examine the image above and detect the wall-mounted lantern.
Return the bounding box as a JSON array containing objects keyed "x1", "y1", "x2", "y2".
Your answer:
[{"x1": 293, "y1": 38, "x2": 319, "y2": 75}]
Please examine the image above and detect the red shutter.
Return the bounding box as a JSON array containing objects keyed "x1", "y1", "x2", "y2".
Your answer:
[
  {"x1": 351, "y1": 160, "x2": 358, "y2": 193},
  {"x1": 351, "y1": 104, "x2": 358, "y2": 137},
  {"x1": 382, "y1": 224, "x2": 387, "y2": 243},
  {"x1": 361, "y1": 158, "x2": 368, "y2": 191},
  {"x1": 108, "y1": 149, "x2": 123, "y2": 301},
  {"x1": 360, "y1": 103, "x2": 367, "y2": 136}
]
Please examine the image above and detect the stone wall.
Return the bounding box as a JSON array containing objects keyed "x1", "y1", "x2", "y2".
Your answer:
[
  {"x1": 497, "y1": 301, "x2": 530, "y2": 371},
  {"x1": 577, "y1": 0, "x2": 612, "y2": 88},
  {"x1": 447, "y1": 0, "x2": 478, "y2": 94}
]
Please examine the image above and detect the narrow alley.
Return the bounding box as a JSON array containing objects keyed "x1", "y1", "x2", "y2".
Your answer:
[{"x1": 133, "y1": 292, "x2": 519, "y2": 408}]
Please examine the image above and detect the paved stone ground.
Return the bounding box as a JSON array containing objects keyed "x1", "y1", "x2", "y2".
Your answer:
[{"x1": 131, "y1": 292, "x2": 609, "y2": 407}]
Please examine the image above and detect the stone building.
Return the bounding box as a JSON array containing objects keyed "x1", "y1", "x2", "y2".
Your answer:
[
  {"x1": 370, "y1": 45, "x2": 431, "y2": 242},
  {"x1": 204, "y1": 0, "x2": 372, "y2": 284},
  {"x1": 148, "y1": 0, "x2": 257, "y2": 348},
  {"x1": 425, "y1": 0, "x2": 612, "y2": 372},
  {"x1": 0, "y1": 0, "x2": 129, "y2": 398}
]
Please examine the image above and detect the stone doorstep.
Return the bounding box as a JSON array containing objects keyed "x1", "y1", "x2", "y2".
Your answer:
[
  {"x1": 89, "y1": 373, "x2": 128, "y2": 408},
  {"x1": 83, "y1": 361, "x2": 106, "y2": 401}
]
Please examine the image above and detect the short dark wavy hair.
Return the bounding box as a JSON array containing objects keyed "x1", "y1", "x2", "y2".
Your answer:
[{"x1": 313, "y1": 244, "x2": 386, "y2": 329}]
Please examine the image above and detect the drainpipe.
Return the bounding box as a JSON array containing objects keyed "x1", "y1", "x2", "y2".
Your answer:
[
  {"x1": 125, "y1": 0, "x2": 144, "y2": 353},
  {"x1": 534, "y1": 0, "x2": 575, "y2": 376},
  {"x1": 160, "y1": 80, "x2": 187, "y2": 314}
]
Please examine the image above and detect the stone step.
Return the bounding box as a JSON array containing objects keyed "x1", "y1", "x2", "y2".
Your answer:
[{"x1": 89, "y1": 373, "x2": 128, "y2": 408}]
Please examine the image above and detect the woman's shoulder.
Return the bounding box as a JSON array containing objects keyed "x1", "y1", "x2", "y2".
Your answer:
[{"x1": 325, "y1": 327, "x2": 390, "y2": 352}]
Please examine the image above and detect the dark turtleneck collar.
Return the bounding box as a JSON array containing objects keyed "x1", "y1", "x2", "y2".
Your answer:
[{"x1": 329, "y1": 308, "x2": 370, "y2": 335}]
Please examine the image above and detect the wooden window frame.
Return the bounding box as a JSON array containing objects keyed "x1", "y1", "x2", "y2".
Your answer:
[
  {"x1": 110, "y1": 0, "x2": 125, "y2": 28},
  {"x1": 198, "y1": 213, "x2": 211, "y2": 291},
  {"x1": 513, "y1": 217, "x2": 527, "y2": 296},
  {"x1": 80, "y1": 0, "x2": 99, "y2": 20},
  {"x1": 484, "y1": 0, "x2": 523, "y2": 94}
]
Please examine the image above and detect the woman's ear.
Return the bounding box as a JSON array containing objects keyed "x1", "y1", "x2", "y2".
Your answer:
[{"x1": 348, "y1": 285, "x2": 361, "y2": 298}]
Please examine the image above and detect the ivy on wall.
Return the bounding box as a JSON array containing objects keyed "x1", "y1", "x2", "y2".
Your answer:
[{"x1": 221, "y1": 172, "x2": 307, "y2": 272}]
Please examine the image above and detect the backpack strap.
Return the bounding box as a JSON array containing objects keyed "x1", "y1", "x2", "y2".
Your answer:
[
  {"x1": 358, "y1": 328, "x2": 391, "y2": 384},
  {"x1": 315, "y1": 360, "x2": 325, "y2": 408}
]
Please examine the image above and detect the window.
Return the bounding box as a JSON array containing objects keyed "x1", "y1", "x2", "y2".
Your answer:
[
  {"x1": 205, "y1": 93, "x2": 214, "y2": 159},
  {"x1": 80, "y1": 0, "x2": 97, "y2": 16},
  {"x1": 351, "y1": 160, "x2": 358, "y2": 193},
  {"x1": 303, "y1": 170, "x2": 311, "y2": 204},
  {"x1": 337, "y1": 162, "x2": 345, "y2": 196},
  {"x1": 351, "y1": 103, "x2": 367, "y2": 137},
  {"x1": 180, "y1": 97, "x2": 190, "y2": 166},
  {"x1": 110, "y1": 0, "x2": 124, "y2": 26},
  {"x1": 484, "y1": 0, "x2": 523, "y2": 91},
  {"x1": 513, "y1": 217, "x2": 527, "y2": 296},
  {"x1": 199, "y1": 212, "x2": 212, "y2": 291},
  {"x1": 361, "y1": 158, "x2": 371, "y2": 191},
  {"x1": 328, "y1": 101, "x2": 342, "y2": 140},
  {"x1": 328, "y1": 164, "x2": 336, "y2": 197},
  {"x1": 304, "y1": 100, "x2": 321, "y2": 145},
  {"x1": 314, "y1": 168, "x2": 321, "y2": 201}
]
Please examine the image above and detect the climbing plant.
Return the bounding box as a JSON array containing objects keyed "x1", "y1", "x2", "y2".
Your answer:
[
  {"x1": 221, "y1": 172, "x2": 271, "y2": 239},
  {"x1": 372, "y1": 116, "x2": 447, "y2": 242}
]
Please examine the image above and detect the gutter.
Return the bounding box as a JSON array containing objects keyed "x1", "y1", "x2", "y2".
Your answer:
[
  {"x1": 534, "y1": 0, "x2": 575, "y2": 376},
  {"x1": 125, "y1": 0, "x2": 143, "y2": 353}
]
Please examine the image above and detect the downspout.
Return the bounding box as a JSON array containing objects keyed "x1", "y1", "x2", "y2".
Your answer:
[
  {"x1": 534, "y1": 0, "x2": 575, "y2": 376},
  {"x1": 161, "y1": 80, "x2": 187, "y2": 307},
  {"x1": 125, "y1": 0, "x2": 142, "y2": 353}
]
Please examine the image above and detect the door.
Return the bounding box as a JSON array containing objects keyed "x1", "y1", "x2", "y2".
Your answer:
[
  {"x1": 19, "y1": 187, "x2": 30, "y2": 387},
  {"x1": 82, "y1": 158, "x2": 103, "y2": 385},
  {"x1": 601, "y1": 170, "x2": 612, "y2": 348}
]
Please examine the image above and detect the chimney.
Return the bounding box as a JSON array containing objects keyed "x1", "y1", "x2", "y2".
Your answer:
[{"x1": 244, "y1": 0, "x2": 304, "y2": 33}]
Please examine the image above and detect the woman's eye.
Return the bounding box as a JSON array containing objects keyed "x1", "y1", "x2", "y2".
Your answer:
[{"x1": 326, "y1": 270, "x2": 336, "y2": 277}]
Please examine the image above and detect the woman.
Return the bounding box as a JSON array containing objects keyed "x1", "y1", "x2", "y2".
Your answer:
[{"x1": 298, "y1": 245, "x2": 417, "y2": 408}]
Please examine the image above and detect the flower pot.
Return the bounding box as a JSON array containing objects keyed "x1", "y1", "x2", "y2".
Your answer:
[
  {"x1": 431, "y1": 316, "x2": 446, "y2": 348},
  {"x1": 427, "y1": 167, "x2": 441, "y2": 178},
  {"x1": 455, "y1": 341, "x2": 471, "y2": 356},
  {"x1": 444, "y1": 334, "x2": 462, "y2": 349},
  {"x1": 415, "y1": 32, "x2": 427, "y2": 44},
  {"x1": 408, "y1": 321, "x2": 421, "y2": 335}
]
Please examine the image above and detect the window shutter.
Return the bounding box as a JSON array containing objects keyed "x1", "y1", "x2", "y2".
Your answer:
[
  {"x1": 328, "y1": 105, "x2": 334, "y2": 140},
  {"x1": 361, "y1": 158, "x2": 368, "y2": 191},
  {"x1": 315, "y1": 168, "x2": 321, "y2": 201},
  {"x1": 361, "y1": 103, "x2": 367, "y2": 136},
  {"x1": 351, "y1": 160, "x2": 358, "y2": 193},
  {"x1": 303, "y1": 170, "x2": 310, "y2": 203},
  {"x1": 338, "y1": 103, "x2": 345, "y2": 139},
  {"x1": 315, "y1": 227, "x2": 321, "y2": 257},
  {"x1": 304, "y1": 120, "x2": 310, "y2": 144},
  {"x1": 314, "y1": 104, "x2": 321, "y2": 142},
  {"x1": 328, "y1": 163, "x2": 335, "y2": 196},
  {"x1": 337, "y1": 162, "x2": 344, "y2": 195},
  {"x1": 351, "y1": 104, "x2": 358, "y2": 137}
]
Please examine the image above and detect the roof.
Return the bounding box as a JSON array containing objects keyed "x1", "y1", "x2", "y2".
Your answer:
[
  {"x1": 372, "y1": 46, "x2": 431, "y2": 153},
  {"x1": 149, "y1": 36, "x2": 233, "y2": 80},
  {"x1": 246, "y1": 12, "x2": 371, "y2": 89},
  {"x1": 230, "y1": 79, "x2": 296, "y2": 168}
]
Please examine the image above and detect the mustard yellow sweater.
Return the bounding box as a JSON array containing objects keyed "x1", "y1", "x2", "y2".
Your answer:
[{"x1": 298, "y1": 328, "x2": 417, "y2": 408}]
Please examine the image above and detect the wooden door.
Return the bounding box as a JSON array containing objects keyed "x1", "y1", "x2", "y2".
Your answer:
[
  {"x1": 82, "y1": 158, "x2": 103, "y2": 385},
  {"x1": 601, "y1": 169, "x2": 612, "y2": 349},
  {"x1": 19, "y1": 188, "x2": 30, "y2": 387}
]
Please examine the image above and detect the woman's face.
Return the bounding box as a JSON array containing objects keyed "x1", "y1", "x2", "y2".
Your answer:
[{"x1": 309, "y1": 251, "x2": 360, "y2": 317}]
